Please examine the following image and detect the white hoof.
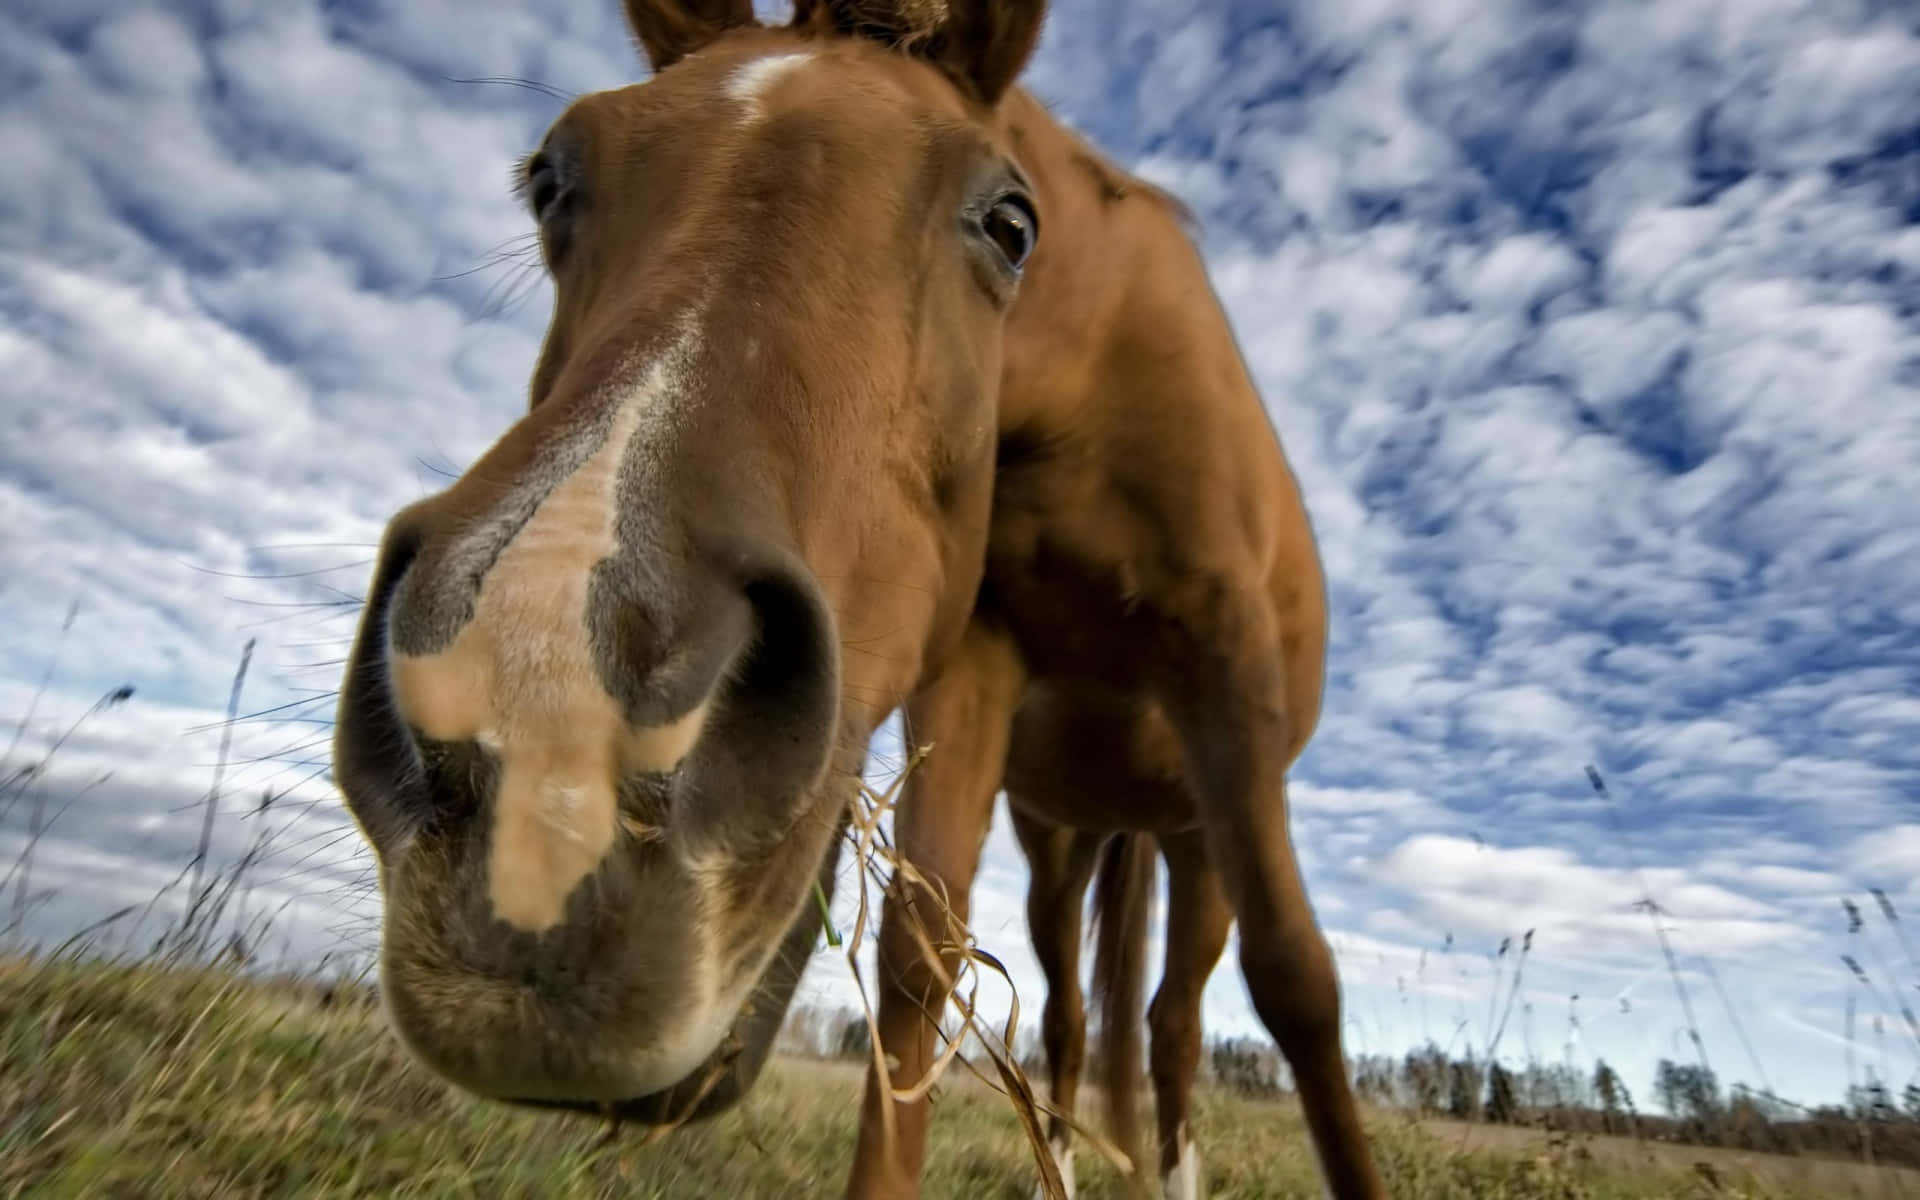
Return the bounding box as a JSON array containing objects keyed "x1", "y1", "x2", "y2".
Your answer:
[
  {"x1": 1162, "y1": 1127, "x2": 1203, "y2": 1200},
  {"x1": 1031, "y1": 1134, "x2": 1075, "y2": 1200}
]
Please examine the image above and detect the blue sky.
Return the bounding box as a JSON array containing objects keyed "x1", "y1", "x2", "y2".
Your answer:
[{"x1": 3, "y1": 0, "x2": 1919, "y2": 1115}]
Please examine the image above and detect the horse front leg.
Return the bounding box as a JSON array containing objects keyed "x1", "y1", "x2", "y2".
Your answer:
[
  {"x1": 1158, "y1": 610, "x2": 1386, "y2": 1200},
  {"x1": 846, "y1": 622, "x2": 1025, "y2": 1199}
]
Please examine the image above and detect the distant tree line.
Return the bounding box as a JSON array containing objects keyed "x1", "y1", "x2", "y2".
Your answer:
[{"x1": 775, "y1": 1004, "x2": 1920, "y2": 1169}]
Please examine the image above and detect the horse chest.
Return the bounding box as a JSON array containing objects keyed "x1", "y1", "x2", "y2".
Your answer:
[{"x1": 981, "y1": 527, "x2": 1162, "y2": 691}]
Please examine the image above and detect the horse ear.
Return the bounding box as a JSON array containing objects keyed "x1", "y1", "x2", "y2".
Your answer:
[
  {"x1": 792, "y1": 0, "x2": 1046, "y2": 105},
  {"x1": 624, "y1": 0, "x2": 759, "y2": 72}
]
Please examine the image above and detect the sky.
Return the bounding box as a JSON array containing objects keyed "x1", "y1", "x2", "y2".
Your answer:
[{"x1": 3, "y1": 0, "x2": 1919, "y2": 1118}]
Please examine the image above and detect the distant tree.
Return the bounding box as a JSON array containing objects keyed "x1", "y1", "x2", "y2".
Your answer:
[
  {"x1": 1351, "y1": 1053, "x2": 1399, "y2": 1105},
  {"x1": 1446, "y1": 1056, "x2": 1483, "y2": 1120},
  {"x1": 1403, "y1": 1044, "x2": 1448, "y2": 1114},
  {"x1": 1653, "y1": 1058, "x2": 1679, "y2": 1117},
  {"x1": 1904, "y1": 1080, "x2": 1920, "y2": 1122},
  {"x1": 1724, "y1": 1090, "x2": 1766, "y2": 1146},
  {"x1": 1594, "y1": 1061, "x2": 1623, "y2": 1114},
  {"x1": 1727, "y1": 1084, "x2": 1796, "y2": 1124},
  {"x1": 1848, "y1": 1080, "x2": 1895, "y2": 1122},
  {"x1": 1210, "y1": 1035, "x2": 1284, "y2": 1098},
  {"x1": 1593, "y1": 1059, "x2": 1640, "y2": 1137},
  {"x1": 1485, "y1": 1063, "x2": 1518, "y2": 1123},
  {"x1": 776, "y1": 1004, "x2": 828, "y2": 1056},
  {"x1": 1519, "y1": 1061, "x2": 1590, "y2": 1109},
  {"x1": 1654, "y1": 1058, "x2": 1720, "y2": 1123},
  {"x1": 835, "y1": 1013, "x2": 871, "y2": 1060}
]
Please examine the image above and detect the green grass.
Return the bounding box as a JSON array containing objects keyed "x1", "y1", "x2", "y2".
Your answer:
[{"x1": 1, "y1": 954, "x2": 1909, "y2": 1199}]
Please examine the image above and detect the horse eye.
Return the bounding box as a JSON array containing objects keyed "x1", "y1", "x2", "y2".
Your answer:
[
  {"x1": 525, "y1": 154, "x2": 564, "y2": 223},
  {"x1": 981, "y1": 195, "x2": 1037, "y2": 272}
]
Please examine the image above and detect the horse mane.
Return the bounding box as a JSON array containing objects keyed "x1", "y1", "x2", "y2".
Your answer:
[
  {"x1": 796, "y1": 0, "x2": 950, "y2": 50},
  {"x1": 1021, "y1": 88, "x2": 1204, "y2": 238}
]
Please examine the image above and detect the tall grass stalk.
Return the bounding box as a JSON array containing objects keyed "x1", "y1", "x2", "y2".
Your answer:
[
  {"x1": 1585, "y1": 766, "x2": 1714, "y2": 1080},
  {"x1": 183, "y1": 639, "x2": 254, "y2": 951}
]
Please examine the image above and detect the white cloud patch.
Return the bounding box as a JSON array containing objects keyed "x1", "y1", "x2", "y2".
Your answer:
[
  {"x1": 1849, "y1": 825, "x2": 1920, "y2": 893},
  {"x1": 1371, "y1": 833, "x2": 1802, "y2": 955}
]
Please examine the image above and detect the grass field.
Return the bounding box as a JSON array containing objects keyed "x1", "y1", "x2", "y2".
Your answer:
[{"x1": 5, "y1": 954, "x2": 1915, "y2": 1199}]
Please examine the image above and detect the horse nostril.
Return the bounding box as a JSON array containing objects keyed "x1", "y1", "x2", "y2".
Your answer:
[
  {"x1": 354, "y1": 505, "x2": 435, "y2": 667},
  {"x1": 414, "y1": 735, "x2": 496, "y2": 830},
  {"x1": 670, "y1": 554, "x2": 839, "y2": 848},
  {"x1": 738, "y1": 570, "x2": 835, "y2": 724},
  {"x1": 334, "y1": 515, "x2": 436, "y2": 850}
]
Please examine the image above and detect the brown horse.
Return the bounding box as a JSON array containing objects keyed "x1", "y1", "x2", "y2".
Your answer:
[{"x1": 329, "y1": 0, "x2": 1383, "y2": 1197}]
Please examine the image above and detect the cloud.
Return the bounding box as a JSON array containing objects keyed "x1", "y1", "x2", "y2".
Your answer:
[
  {"x1": 1370, "y1": 833, "x2": 1806, "y2": 957},
  {"x1": 1848, "y1": 825, "x2": 1920, "y2": 893}
]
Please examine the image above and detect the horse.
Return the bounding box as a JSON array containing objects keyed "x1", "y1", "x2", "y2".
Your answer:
[{"x1": 328, "y1": 2, "x2": 1385, "y2": 1198}]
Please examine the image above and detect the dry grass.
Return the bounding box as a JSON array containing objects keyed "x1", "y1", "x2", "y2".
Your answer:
[
  {"x1": 1424, "y1": 1118, "x2": 1919, "y2": 1199},
  {"x1": 5, "y1": 953, "x2": 1910, "y2": 1199}
]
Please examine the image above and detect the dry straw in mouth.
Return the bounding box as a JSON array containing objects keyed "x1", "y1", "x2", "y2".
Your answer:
[{"x1": 829, "y1": 743, "x2": 1137, "y2": 1200}]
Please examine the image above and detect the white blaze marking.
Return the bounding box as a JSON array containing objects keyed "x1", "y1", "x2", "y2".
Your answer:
[
  {"x1": 389, "y1": 318, "x2": 707, "y2": 934},
  {"x1": 1164, "y1": 1125, "x2": 1203, "y2": 1200},
  {"x1": 725, "y1": 51, "x2": 812, "y2": 118}
]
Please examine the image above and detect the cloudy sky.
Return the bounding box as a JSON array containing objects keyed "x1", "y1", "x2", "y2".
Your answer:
[{"x1": 4, "y1": 0, "x2": 1918, "y2": 1115}]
